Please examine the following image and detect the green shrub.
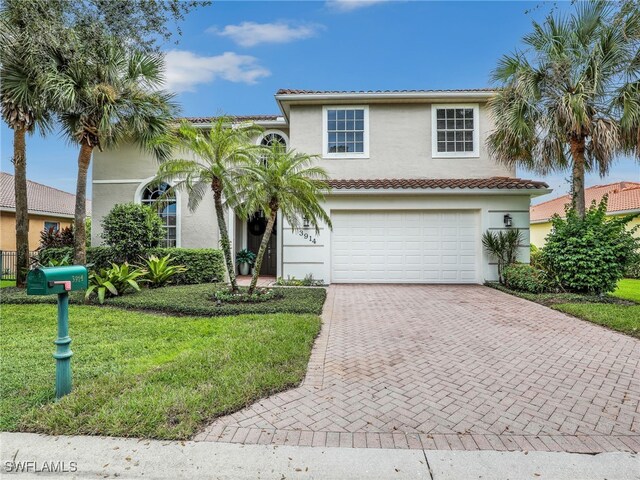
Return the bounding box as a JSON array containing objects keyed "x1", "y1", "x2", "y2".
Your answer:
[
  {"x1": 39, "y1": 226, "x2": 74, "y2": 249},
  {"x1": 542, "y1": 199, "x2": 640, "y2": 294},
  {"x1": 38, "y1": 247, "x2": 225, "y2": 285},
  {"x1": 482, "y1": 229, "x2": 523, "y2": 284},
  {"x1": 275, "y1": 274, "x2": 325, "y2": 286},
  {"x1": 101, "y1": 203, "x2": 165, "y2": 262},
  {"x1": 626, "y1": 257, "x2": 640, "y2": 279},
  {"x1": 503, "y1": 263, "x2": 551, "y2": 293},
  {"x1": 86, "y1": 263, "x2": 146, "y2": 304},
  {"x1": 140, "y1": 254, "x2": 187, "y2": 288},
  {"x1": 530, "y1": 244, "x2": 545, "y2": 270}
]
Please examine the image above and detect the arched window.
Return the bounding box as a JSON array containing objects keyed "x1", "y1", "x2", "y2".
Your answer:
[
  {"x1": 260, "y1": 132, "x2": 287, "y2": 148},
  {"x1": 141, "y1": 182, "x2": 177, "y2": 247}
]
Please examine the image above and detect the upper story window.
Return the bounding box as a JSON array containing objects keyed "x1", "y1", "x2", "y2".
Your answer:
[
  {"x1": 141, "y1": 182, "x2": 177, "y2": 248},
  {"x1": 260, "y1": 131, "x2": 287, "y2": 148},
  {"x1": 323, "y1": 106, "x2": 369, "y2": 158},
  {"x1": 431, "y1": 104, "x2": 479, "y2": 158}
]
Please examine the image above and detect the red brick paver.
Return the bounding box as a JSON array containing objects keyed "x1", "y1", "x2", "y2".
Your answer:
[{"x1": 196, "y1": 285, "x2": 640, "y2": 452}]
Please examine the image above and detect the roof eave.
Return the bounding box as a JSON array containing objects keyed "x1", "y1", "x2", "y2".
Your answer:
[
  {"x1": 329, "y1": 187, "x2": 552, "y2": 196},
  {"x1": 275, "y1": 90, "x2": 497, "y2": 119}
]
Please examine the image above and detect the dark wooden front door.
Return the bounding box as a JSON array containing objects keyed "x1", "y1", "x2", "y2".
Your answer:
[{"x1": 247, "y1": 214, "x2": 277, "y2": 275}]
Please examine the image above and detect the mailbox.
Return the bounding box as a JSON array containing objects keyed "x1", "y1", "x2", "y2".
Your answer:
[{"x1": 27, "y1": 266, "x2": 88, "y2": 295}]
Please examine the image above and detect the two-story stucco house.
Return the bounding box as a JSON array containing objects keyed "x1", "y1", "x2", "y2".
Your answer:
[{"x1": 92, "y1": 89, "x2": 551, "y2": 283}]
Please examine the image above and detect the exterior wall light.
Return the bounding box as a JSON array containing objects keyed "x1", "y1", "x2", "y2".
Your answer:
[{"x1": 503, "y1": 214, "x2": 513, "y2": 228}]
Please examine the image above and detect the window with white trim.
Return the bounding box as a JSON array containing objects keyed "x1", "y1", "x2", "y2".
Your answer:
[
  {"x1": 141, "y1": 182, "x2": 177, "y2": 247},
  {"x1": 432, "y1": 104, "x2": 479, "y2": 158},
  {"x1": 323, "y1": 106, "x2": 368, "y2": 158},
  {"x1": 44, "y1": 221, "x2": 60, "y2": 232}
]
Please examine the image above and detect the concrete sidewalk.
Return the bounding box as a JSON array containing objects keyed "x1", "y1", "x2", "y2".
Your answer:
[{"x1": 1, "y1": 433, "x2": 638, "y2": 479}]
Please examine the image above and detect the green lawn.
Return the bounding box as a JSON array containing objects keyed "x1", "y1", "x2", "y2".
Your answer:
[
  {"x1": 553, "y1": 303, "x2": 640, "y2": 338},
  {"x1": 612, "y1": 278, "x2": 640, "y2": 303},
  {"x1": 1, "y1": 279, "x2": 16, "y2": 288},
  {"x1": 0, "y1": 283, "x2": 327, "y2": 317},
  {"x1": 0, "y1": 304, "x2": 321, "y2": 439}
]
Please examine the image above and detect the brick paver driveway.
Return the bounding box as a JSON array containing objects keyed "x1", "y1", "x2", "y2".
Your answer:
[{"x1": 197, "y1": 285, "x2": 640, "y2": 452}]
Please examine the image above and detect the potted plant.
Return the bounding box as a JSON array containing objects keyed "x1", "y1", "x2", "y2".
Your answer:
[{"x1": 235, "y1": 249, "x2": 256, "y2": 275}]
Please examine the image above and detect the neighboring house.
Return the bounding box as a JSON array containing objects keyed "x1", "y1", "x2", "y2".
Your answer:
[
  {"x1": 92, "y1": 89, "x2": 551, "y2": 283},
  {"x1": 0, "y1": 172, "x2": 91, "y2": 251},
  {"x1": 530, "y1": 181, "x2": 640, "y2": 247}
]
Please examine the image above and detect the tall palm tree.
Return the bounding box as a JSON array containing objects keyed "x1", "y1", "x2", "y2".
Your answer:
[
  {"x1": 0, "y1": 1, "x2": 61, "y2": 286},
  {"x1": 488, "y1": 0, "x2": 640, "y2": 218},
  {"x1": 237, "y1": 144, "x2": 332, "y2": 295},
  {"x1": 154, "y1": 118, "x2": 263, "y2": 293},
  {"x1": 51, "y1": 41, "x2": 176, "y2": 264}
]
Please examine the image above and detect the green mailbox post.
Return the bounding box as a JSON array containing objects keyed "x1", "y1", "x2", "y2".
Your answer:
[{"x1": 27, "y1": 266, "x2": 88, "y2": 399}]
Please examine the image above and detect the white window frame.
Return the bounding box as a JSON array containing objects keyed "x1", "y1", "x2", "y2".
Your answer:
[
  {"x1": 256, "y1": 129, "x2": 289, "y2": 148},
  {"x1": 134, "y1": 176, "x2": 182, "y2": 248},
  {"x1": 44, "y1": 221, "x2": 60, "y2": 232},
  {"x1": 322, "y1": 105, "x2": 369, "y2": 159},
  {"x1": 431, "y1": 104, "x2": 480, "y2": 158}
]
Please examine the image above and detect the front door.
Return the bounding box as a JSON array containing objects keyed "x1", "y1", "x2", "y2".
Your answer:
[{"x1": 247, "y1": 213, "x2": 277, "y2": 275}]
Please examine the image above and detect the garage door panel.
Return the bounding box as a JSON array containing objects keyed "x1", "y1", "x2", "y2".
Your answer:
[{"x1": 331, "y1": 210, "x2": 479, "y2": 284}]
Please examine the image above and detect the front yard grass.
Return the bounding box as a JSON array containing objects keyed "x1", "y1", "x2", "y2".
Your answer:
[
  {"x1": 488, "y1": 280, "x2": 640, "y2": 338},
  {"x1": 612, "y1": 278, "x2": 640, "y2": 303},
  {"x1": 0, "y1": 304, "x2": 321, "y2": 439},
  {"x1": 1, "y1": 283, "x2": 327, "y2": 317},
  {"x1": 1, "y1": 279, "x2": 15, "y2": 288}
]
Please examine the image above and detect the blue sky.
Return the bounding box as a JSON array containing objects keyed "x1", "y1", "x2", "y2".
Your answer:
[{"x1": 1, "y1": 0, "x2": 638, "y2": 202}]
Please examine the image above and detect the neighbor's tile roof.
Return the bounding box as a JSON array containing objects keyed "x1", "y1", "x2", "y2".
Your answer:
[
  {"x1": 177, "y1": 115, "x2": 283, "y2": 124},
  {"x1": 276, "y1": 88, "x2": 495, "y2": 95},
  {"x1": 328, "y1": 177, "x2": 548, "y2": 190},
  {"x1": 530, "y1": 181, "x2": 640, "y2": 222},
  {"x1": 0, "y1": 172, "x2": 90, "y2": 217}
]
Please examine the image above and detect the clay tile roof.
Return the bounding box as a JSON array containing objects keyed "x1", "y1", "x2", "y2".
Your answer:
[
  {"x1": 328, "y1": 177, "x2": 548, "y2": 190},
  {"x1": 0, "y1": 172, "x2": 90, "y2": 217},
  {"x1": 176, "y1": 115, "x2": 283, "y2": 124},
  {"x1": 530, "y1": 181, "x2": 640, "y2": 222},
  {"x1": 276, "y1": 88, "x2": 495, "y2": 95}
]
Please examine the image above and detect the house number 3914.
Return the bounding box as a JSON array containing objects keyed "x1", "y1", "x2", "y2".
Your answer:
[{"x1": 298, "y1": 230, "x2": 317, "y2": 244}]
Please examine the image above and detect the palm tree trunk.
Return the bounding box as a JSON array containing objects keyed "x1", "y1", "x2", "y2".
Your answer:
[
  {"x1": 13, "y1": 127, "x2": 29, "y2": 287},
  {"x1": 213, "y1": 186, "x2": 238, "y2": 293},
  {"x1": 248, "y1": 210, "x2": 277, "y2": 295},
  {"x1": 73, "y1": 142, "x2": 93, "y2": 265},
  {"x1": 570, "y1": 138, "x2": 587, "y2": 219}
]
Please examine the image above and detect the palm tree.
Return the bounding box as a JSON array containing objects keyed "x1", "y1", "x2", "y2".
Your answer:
[
  {"x1": 237, "y1": 144, "x2": 332, "y2": 295},
  {"x1": 154, "y1": 118, "x2": 263, "y2": 293},
  {"x1": 0, "y1": 1, "x2": 61, "y2": 286},
  {"x1": 488, "y1": 0, "x2": 640, "y2": 218},
  {"x1": 51, "y1": 40, "x2": 176, "y2": 264}
]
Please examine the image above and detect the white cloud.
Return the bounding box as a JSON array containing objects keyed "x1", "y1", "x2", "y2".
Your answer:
[
  {"x1": 326, "y1": 0, "x2": 393, "y2": 12},
  {"x1": 163, "y1": 50, "x2": 270, "y2": 93},
  {"x1": 209, "y1": 21, "x2": 322, "y2": 48}
]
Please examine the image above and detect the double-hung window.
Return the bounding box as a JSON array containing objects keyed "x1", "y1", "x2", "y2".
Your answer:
[
  {"x1": 323, "y1": 106, "x2": 369, "y2": 158},
  {"x1": 432, "y1": 104, "x2": 479, "y2": 158}
]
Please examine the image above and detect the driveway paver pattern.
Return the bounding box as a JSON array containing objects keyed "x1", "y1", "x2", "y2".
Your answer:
[{"x1": 196, "y1": 285, "x2": 640, "y2": 452}]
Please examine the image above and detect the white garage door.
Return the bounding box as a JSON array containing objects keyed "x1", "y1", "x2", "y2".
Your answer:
[{"x1": 331, "y1": 210, "x2": 479, "y2": 283}]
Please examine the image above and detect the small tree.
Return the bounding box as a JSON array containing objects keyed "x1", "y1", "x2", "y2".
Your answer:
[
  {"x1": 542, "y1": 199, "x2": 639, "y2": 294},
  {"x1": 154, "y1": 118, "x2": 262, "y2": 293},
  {"x1": 237, "y1": 144, "x2": 332, "y2": 295},
  {"x1": 101, "y1": 203, "x2": 164, "y2": 262},
  {"x1": 482, "y1": 229, "x2": 523, "y2": 284}
]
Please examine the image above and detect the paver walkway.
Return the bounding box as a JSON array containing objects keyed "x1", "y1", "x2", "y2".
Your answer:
[{"x1": 196, "y1": 285, "x2": 640, "y2": 452}]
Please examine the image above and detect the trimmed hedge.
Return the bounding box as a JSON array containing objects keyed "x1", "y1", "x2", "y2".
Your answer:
[
  {"x1": 503, "y1": 263, "x2": 551, "y2": 293},
  {"x1": 38, "y1": 247, "x2": 226, "y2": 285}
]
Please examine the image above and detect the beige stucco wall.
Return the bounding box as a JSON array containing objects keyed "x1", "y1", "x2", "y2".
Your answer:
[
  {"x1": 92, "y1": 144, "x2": 220, "y2": 248},
  {"x1": 288, "y1": 103, "x2": 515, "y2": 180},
  {"x1": 1, "y1": 211, "x2": 73, "y2": 251},
  {"x1": 531, "y1": 214, "x2": 640, "y2": 247}
]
